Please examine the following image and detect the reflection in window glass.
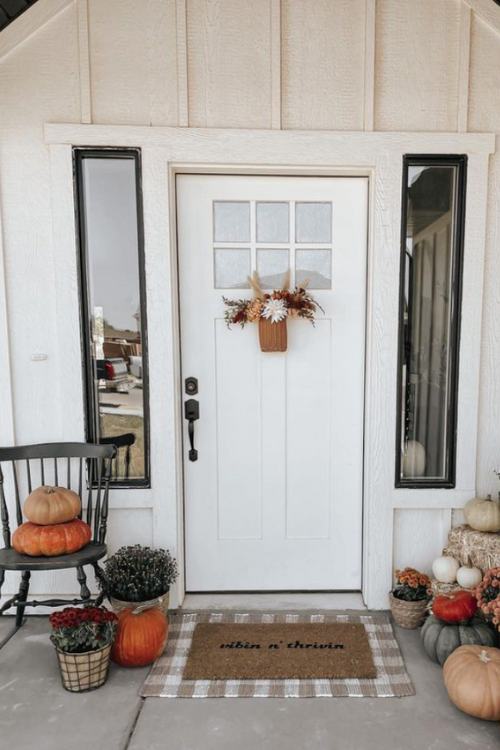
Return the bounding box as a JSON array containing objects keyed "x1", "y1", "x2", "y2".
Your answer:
[
  {"x1": 397, "y1": 157, "x2": 466, "y2": 486},
  {"x1": 256, "y1": 202, "x2": 289, "y2": 243},
  {"x1": 256, "y1": 249, "x2": 289, "y2": 289},
  {"x1": 213, "y1": 201, "x2": 250, "y2": 242},
  {"x1": 76, "y1": 151, "x2": 149, "y2": 484},
  {"x1": 295, "y1": 202, "x2": 332, "y2": 243},
  {"x1": 296, "y1": 249, "x2": 332, "y2": 289},
  {"x1": 214, "y1": 248, "x2": 251, "y2": 289}
]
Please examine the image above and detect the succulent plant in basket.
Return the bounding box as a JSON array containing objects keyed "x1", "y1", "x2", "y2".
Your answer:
[
  {"x1": 389, "y1": 568, "x2": 432, "y2": 629},
  {"x1": 102, "y1": 545, "x2": 179, "y2": 613},
  {"x1": 49, "y1": 606, "x2": 118, "y2": 692}
]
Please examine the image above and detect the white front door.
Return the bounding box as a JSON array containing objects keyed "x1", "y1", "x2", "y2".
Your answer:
[{"x1": 177, "y1": 174, "x2": 368, "y2": 591}]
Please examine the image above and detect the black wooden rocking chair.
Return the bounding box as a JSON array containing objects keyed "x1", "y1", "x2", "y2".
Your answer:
[{"x1": 0, "y1": 442, "x2": 116, "y2": 649}]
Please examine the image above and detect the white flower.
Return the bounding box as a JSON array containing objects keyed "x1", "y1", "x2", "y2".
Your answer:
[{"x1": 261, "y1": 298, "x2": 287, "y2": 323}]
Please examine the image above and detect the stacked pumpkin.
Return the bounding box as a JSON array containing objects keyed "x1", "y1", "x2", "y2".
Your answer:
[
  {"x1": 421, "y1": 589, "x2": 500, "y2": 721},
  {"x1": 12, "y1": 486, "x2": 91, "y2": 557}
]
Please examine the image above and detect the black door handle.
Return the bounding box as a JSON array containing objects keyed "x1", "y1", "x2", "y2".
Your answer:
[{"x1": 184, "y1": 399, "x2": 199, "y2": 461}]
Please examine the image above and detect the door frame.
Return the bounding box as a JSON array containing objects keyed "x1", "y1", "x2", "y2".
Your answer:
[
  {"x1": 45, "y1": 123, "x2": 494, "y2": 608},
  {"x1": 176, "y1": 171, "x2": 369, "y2": 592}
]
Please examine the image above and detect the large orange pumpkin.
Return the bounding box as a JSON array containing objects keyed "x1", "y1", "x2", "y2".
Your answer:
[
  {"x1": 12, "y1": 518, "x2": 91, "y2": 557},
  {"x1": 111, "y1": 607, "x2": 168, "y2": 667},
  {"x1": 24, "y1": 485, "x2": 81, "y2": 525},
  {"x1": 443, "y1": 645, "x2": 500, "y2": 721}
]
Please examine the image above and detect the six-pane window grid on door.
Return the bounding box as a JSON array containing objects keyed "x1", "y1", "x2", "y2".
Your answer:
[
  {"x1": 0, "y1": 442, "x2": 115, "y2": 649},
  {"x1": 212, "y1": 200, "x2": 333, "y2": 291}
]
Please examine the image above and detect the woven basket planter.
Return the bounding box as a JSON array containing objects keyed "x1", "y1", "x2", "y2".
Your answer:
[
  {"x1": 109, "y1": 590, "x2": 170, "y2": 615},
  {"x1": 430, "y1": 579, "x2": 472, "y2": 597},
  {"x1": 389, "y1": 592, "x2": 429, "y2": 629},
  {"x1": 258, "y1": 318, "x2": 287, "y2": 352},
  {"x1": 55, "y1": 643, "x2": 112, "y2": 692}
]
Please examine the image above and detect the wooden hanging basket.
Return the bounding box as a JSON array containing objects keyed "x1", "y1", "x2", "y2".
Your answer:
[{"x1": 258, "y1": 318, "x2": 287, "y2": 352}]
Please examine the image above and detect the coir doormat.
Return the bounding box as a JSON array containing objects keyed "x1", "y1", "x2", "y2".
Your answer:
[
  {"x1": 183, "y1": 623, "x2": 376, "y2": 680},
  {"x1": 141, "y1": 611, "x2": 415, "y2": 698}
]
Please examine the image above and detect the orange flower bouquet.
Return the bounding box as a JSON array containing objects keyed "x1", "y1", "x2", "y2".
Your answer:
[
  {"x1": 475, "y1": 567, "x2": 500, "y2": 633},
  {"x1": 392, "y1": 567, "x2": 432, "y2": 602}
]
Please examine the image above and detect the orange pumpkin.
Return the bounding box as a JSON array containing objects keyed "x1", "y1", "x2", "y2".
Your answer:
[
  {"x1": 111, "y1": 607, "x2": 168, "y2": 667},
  {"x1": 444, "y1": 645, "x2": 500, "y2": 721},
  {"x1": 12, "y1": 518, "x2": 92, "y2": 557},
  {"x1": 24, "y1": 485, "x2": 81, "y2": 525}
]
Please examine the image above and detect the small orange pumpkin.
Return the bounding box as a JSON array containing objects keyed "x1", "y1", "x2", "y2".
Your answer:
[
  {"x1": 12, "y1": 518, "x2": 92, "y2": 557},
  {"x1": 444, "y1": 645, "x2": 500, "y2": 721},
  {"x1": 24, "y1": 485, "x2": 81, "y2": 525},
  {"x1": 111, "y1": 607, "x2": 168, "y2": 667}
]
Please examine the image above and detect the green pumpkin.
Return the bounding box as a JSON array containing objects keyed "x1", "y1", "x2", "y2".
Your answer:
[{"x1": 421, "y1": 615, "x2": 496, "y2": 666}]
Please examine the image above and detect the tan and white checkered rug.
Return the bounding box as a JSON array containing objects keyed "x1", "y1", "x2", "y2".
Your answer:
[{"x1": 141, "y1": 611, "x2": 415, "y2": 698}]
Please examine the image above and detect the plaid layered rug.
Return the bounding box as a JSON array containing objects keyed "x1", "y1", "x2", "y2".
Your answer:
[{"x1": 141, "y1": 611, "x2": 415, "y2": 698}]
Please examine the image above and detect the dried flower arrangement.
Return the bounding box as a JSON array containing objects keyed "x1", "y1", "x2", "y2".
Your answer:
[
  {"x1": 475, "y1": 567, "x2": 500, "y2": 632},
  {"x1": 392, "y1": 568, "x2": 432, "y2": 602},
  {"x1": 223, "y1": 272, "x2": 322, "y2": 328},
  {"x1": 49, "y1": 606, "x2": 118, "y2": 654},
  {"x1": 102, "y1": 545, "x2": 179, "y2": 603}
]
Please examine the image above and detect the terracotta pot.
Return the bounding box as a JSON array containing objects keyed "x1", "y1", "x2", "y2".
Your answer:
[
  {"x1": 109, "y1": 590, "x2": 170, "y2": 615},
  {"x1": 55, "y1": 643, "x2": 112, "y2": 692},
  {"x1": 389, "y1": 592, "x2": 429, "y2": 629},
  {"x1": 258, "y1": 318, "x2": 287, "y2": 352}
]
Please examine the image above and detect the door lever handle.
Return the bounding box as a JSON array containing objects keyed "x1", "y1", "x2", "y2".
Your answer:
[{"x1": 184, "y1": 399, "x2": 199, "y2": 461}]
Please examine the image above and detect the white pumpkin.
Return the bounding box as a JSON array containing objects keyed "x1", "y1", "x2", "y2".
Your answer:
[
  {"x1": 402, "y1": 440, "x2": 426, "y2": 478},
  {"x1": 456, "y1": 563, "x2": 483, "y2": 589},
  {"x1": 463, "y1": 495, "x2": 500, "y2": 533},
  {"x1": 432, "y1": 555, "x2": 459, "y2": 584}
]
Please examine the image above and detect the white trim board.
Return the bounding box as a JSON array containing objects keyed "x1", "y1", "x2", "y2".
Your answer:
[
  {"x1": 464, "y1": 0, "x2": 500, "y2": 34},
  {"x1": 46, "y1": 125, "x2": 494, "y2": 609},
  {"x1": 0, "y1": 189, "x2": 15, "y2": 445},
  {"x1": 45, "y1": 124, "x2": 495, "y2": 153},
  {"x1": 0, "y1": 0, "x2": 73, "y2": 61}
]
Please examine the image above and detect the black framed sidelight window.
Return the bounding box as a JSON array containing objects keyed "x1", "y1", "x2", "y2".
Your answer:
[
  {"x1": 74, "y1": 148, "x2": 150, "y2": 487},
  {"x1": 396, "y1": 155, "x2": 467, "y2": 488}
]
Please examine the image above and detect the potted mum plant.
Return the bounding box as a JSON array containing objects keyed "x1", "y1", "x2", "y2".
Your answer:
[
  {"x1": 49, "y1": 606, "x2": 118, "y2": 692},
  {"x1": 102, "y1": 545, "x2": 178, "y2": 614},
  {"x1": 101, "y1": 546, "x2": 178, "y2": 668},
  {"x1": 476, "y1": 567, "x2": 500, "y2": 637},
  {"x1": 389, "y1": 567, "x2": 431, "y2": 629}
]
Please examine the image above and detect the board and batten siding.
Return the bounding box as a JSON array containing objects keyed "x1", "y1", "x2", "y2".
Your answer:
[{"x1": 0, "y1": 0, "x2": 499, "y2": 604}]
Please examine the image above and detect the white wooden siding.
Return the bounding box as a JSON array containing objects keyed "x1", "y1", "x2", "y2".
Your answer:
[
  {"x1": 281, "y1": 0, "x2": 366, "y2": 130},
  {"x1": 374, "y1": 0, "x2": 461, "y2": 132},
  {"x1": 0, "y1": 0, "x2": 500, "y2": 605}
]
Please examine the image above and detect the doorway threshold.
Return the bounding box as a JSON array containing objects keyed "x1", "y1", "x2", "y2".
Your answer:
[{"x1": 182, "y1": 592, "x2": 366, "y2": 611}]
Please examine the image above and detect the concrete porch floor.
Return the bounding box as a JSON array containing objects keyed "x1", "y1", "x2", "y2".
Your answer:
[{"x1": 0, "y1": 611, "x2": 498, "y2": 750}]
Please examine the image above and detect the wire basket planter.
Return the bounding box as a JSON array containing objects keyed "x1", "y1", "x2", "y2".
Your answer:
[
  {"x1": 55, "y1": 643, "x2": 112, "y2": 692},
  {"x1": 110, "y1": 591, "x2": 170, "y2": 615}
]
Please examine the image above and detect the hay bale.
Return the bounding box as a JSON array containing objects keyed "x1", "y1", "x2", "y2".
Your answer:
[
  {"x1": 430, "y1": 579, "x2": 465, "y2": 597},
  {"x1": 443, "y1": 525, "x2": 500, "y2": 572}
]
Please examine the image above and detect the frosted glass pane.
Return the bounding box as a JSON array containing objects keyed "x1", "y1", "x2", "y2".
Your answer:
[
  {"x1": 213, "y1": 202, "x2": 250, "y2": 242},
  {"x1": 257, "y1": 249, "x2": 289, "y2": 289},
  {"x1": 296, "y1": 249, "x2": 331, "y2": 289},
  {"x1": 295, "y1": 202, "x2": 332, "y2": 243},
  {"x1": 214, "y1": 249, "x2": 250, "y2": 289},
  {"x1": 256, "y1": 202, "x2": 289, "y2": 243}
]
